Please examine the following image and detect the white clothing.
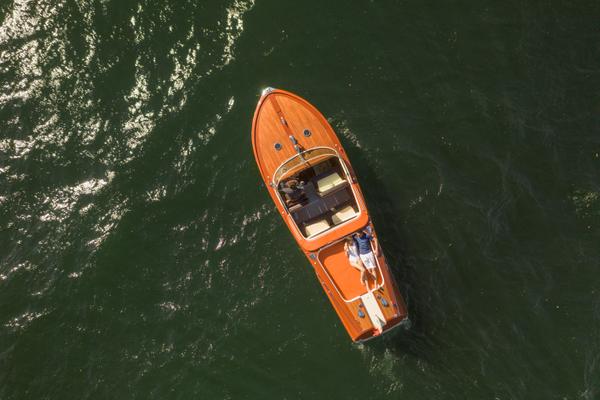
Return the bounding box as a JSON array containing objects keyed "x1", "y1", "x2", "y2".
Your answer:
[
  {"x1": 346, "y1": 243, "x2": 360, "y2": 265},
  {"x1": 359, "y1": 252, "x2": 377, "y2": 270}
]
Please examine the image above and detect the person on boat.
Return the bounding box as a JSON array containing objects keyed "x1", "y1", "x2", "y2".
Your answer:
[
  {"x1": 281, "y1": 179, "x2": 306, "y2": 205},
  {"x1": 353, "y1": 229, "x2": 378, "y2": 281},
  {"x1": 344, "y1": 237, "x2": 368, "y2": 289}
]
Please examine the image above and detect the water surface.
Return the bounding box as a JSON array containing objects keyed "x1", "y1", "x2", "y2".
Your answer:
[{"x1": 1, "y1": 1, "x2": 600, "y2": 398}]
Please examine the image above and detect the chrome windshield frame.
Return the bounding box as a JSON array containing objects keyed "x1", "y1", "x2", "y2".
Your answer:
[
  {"x1": 271, "y1": 146, "x2": 341, "y2": 187},
  {"x1": 271, "y1": 146, "x2": 362, "y2": 241}
]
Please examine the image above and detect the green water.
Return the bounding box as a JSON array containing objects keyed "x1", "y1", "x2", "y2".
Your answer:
[{"x1": 1, "y1": 0, "x2": 599, "y2": 398}]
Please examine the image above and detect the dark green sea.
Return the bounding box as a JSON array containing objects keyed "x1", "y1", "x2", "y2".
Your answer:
[{"x1": 1, "y1": 0, "x2": 600, "y2": 398}]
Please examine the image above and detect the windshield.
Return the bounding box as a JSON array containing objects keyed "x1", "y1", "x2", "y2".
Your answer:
[
  {"x1": 273, "y1": 147, "x2": 339, "y2": 185},
  {"x1": 275, "y1": 149, "x2": 360, "y2": 239}
]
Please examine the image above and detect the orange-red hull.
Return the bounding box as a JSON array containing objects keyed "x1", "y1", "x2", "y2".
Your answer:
[{"x1": 251, "y1": 88, "x2": 409, "y2": 342}]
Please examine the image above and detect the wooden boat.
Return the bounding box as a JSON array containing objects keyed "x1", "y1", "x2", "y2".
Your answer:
[{"x1": 251, "y1": 88, "x2": 409, "y2": 342}]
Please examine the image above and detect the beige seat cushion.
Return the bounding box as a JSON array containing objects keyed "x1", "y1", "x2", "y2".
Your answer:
[
  {"x1": 316, "y1": 172, "x2": 345, "y2": 193},
  {"x1": 304, "y1": 219, "x2": 330, "y2": 237},
  {"x1": 331, "y1": 205, "x2": 357, "y2": 225}
]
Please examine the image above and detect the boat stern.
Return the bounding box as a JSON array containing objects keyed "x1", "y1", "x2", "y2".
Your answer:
[{"x1": 312, "y1": 239, "x2": 409, "y2": 343}]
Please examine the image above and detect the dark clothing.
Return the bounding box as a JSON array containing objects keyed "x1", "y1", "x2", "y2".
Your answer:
[
  {"x1": 282, "y1": 187, "x2": 303, "y2": 201},
  {"x1": 354, "y1": 234, "x2": 373, "y2": 255},
  {"x1": 281, "y1": 186, "x2": 297, "y2": 194},
  {"x1": 281, "y1": 181, "x2": 305, "y2": 202}
]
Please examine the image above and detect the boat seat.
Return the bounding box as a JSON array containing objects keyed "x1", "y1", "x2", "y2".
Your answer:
[
  {"x1": 331, "y1": 205, "x2": 357, "y2": 225},
  {"x1": 288, "y1": 203, "x2": 303, "y2": 213},
  {"x1": 316, "y1": 172, "x2": 346, "y2": 194},
  {"x1": 304, "y1": 219, "x2": 330, "y2": 237}
]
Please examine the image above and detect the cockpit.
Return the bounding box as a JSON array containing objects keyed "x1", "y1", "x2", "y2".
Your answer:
[{"x1": 273, "y1": 147, "x2": 360, "y2": 238}]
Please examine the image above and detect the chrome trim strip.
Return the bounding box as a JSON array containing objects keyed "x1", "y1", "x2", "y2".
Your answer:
[{"x1": 272, "y1": 146, "x2": 338, "y2": 187}]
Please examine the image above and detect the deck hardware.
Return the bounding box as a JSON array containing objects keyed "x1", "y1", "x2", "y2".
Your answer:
[
  {"x1": 289, "y1": 135, "x2": 304, "y2": 156},
  {"x1": 378, "y1": 295, "x2": 389, "y2": 307},
  {"x1": 274, "y1": 142, "x2": 282, "y2": 151},
  {"x1": 280, "y1": 116, "x2": 287, "y2": 126},
  {"x1": 358, "y1": 309, "x2": 365, "y2": 318},
  {"x1": 303, "y1": 129, "x2": 312, "y2": 137},
  {"x1": 309, "y1": 253, "x2": 317, "y2": 260}
]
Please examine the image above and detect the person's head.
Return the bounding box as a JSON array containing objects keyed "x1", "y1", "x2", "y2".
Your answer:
[
  {"x1": 286, "y1": 179, "x2": 298, "y2": 189},
  {"x1": 345, "y1": 237, "x2": 354, "y2": 245},
  {"x1": 358, "y1": 230, "x2": 367, "y2": 238}
]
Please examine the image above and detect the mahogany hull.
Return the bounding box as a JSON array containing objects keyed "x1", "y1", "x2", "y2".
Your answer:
[{"x1": 251, "y1": 88, "x2": 409, "y2": 342}]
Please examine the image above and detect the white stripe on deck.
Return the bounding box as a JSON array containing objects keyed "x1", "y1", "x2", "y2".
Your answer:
[{"x1": 360, "y1": 292, "x2": 386, "y2": 332}]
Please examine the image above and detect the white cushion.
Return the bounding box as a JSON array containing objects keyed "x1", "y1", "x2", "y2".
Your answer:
[
  {"x1": 304, "y1": 219, "x2": 330, "y2": 237},
  {"x1": 317, "y1": 173, "x2": 345, "y2": 193},
  {"x1": 331, "y1": 205, "x2": 357, "y2": 225}
]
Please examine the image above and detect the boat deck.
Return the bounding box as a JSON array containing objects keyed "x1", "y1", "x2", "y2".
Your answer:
[
  {"x1": 252, "y1": 88, "x2": 409, "y2": 341},
  {"x1": 253, "y1": 90, "x2": 340, "y2": 179},
  {"x1": 317, "y1": 241, "x2": 382, "y2": 302}
]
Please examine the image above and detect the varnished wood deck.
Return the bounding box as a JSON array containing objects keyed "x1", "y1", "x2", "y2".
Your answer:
[
  {"x1": 318, "y1": 241, "x2": 382, "y2": 301},
  {"x1": 251, "y1": 88, "x2": 409, "y2": 342},
  {"x1": 252, "y1": 89, "x2": 369, "y2": 251},
  {"x1": 252, "y1": 90, "x2": 342, "y2": 181}
]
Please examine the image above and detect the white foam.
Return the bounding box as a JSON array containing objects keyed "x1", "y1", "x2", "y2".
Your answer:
[{"x1": 336, "y1": 119, "x2": 363, "y2": 149}]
